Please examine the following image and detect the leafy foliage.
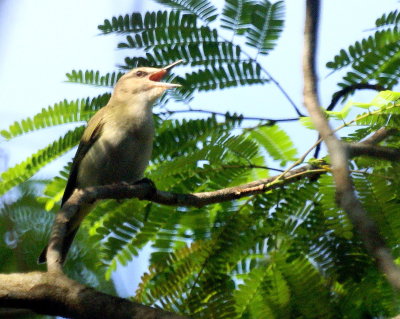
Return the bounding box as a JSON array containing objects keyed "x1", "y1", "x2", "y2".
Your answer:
[
  {"x1": 0, "y1": 126, "x2": 84, "y2": 197},
  {"x1": 0, "y1": 94, "x2": 110, "y2": 140},
  {"x1": 66, "y1": 70, "x2": 125, "y2": 87},
  {"x1": 375, "y1": 9, "x2": 400, "y2": 28},
  {"x1": 245, "y1": 0, "x2": 284, "y2": 55},
  {"x1": 327, "y1": 20, "x2": 400, "y2": 90},
  {"x1": 3, "y1": 2, "x2": 400, "y2": 319},
  {"x1": 221, "y1": 0, "x2": 255, "y2": 35},
  {"x1": 152, "y1": 0, "x2": 218, "y2": 22},
  {"x1": 98, "y1": 11, "x2": 197, "y2": 34}
]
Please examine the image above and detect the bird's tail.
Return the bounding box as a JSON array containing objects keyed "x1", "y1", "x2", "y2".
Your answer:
[
  {"x1": 37, "y1": 203, "x2": 94, "y2": 264},
  {"x1": 38, "y1": 228, "x2": 79, "y2": 264}
]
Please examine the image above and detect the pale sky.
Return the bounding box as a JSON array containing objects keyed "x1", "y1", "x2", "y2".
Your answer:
[{"x1": 0, "y1": 0, "x2": 398, "y2": 297}]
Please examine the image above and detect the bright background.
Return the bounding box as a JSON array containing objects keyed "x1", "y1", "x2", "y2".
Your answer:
[{"x1": 0, "y1": 0, "x2": 397, "y2": 296}]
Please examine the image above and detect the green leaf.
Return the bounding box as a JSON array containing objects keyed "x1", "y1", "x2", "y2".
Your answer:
[
  {"x1": 132, "y1": 42, "x2": 245, "y2": 67},
  {"x1": 221, "y1": 0, "x2": 255, "y2": 35},
  {"x1": 327, "y1": 28, "x2": 400, "y2": 89},
  {"x1": 178, "y1": 61, "x2": 267, "y2": 92},
  {"x1": 118, "y1": 26, "x2": 218, "y2": 50},
  {"x1": 152, "y1": 0, "x2": 218, "y2": 22},
  {"x1": 0, "y1": 126, "x2": 84, "y2": 196},
  {"x1": 66, "y1": 70, "x2": 124, "y2": 87},
  {"x1": 98, "y1": 11, "x2": 197, "y2": 34},
  {"x1": 249, "y1": 125, "x2": 297, "y2": 166},
  {"x1": 375, "y1": 10, "x2": 400, "y2": 28},
  {"x1": 245, "y1": 0, "x2": 285, "y2": 55},
  {"x1": 0, "y1": 94, "x2": 110, "y2": 140}
]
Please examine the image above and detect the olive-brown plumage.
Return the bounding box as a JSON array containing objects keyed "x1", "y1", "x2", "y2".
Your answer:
[{"x1": 38, "y1": 61, "x2": 182, "y2": 264}]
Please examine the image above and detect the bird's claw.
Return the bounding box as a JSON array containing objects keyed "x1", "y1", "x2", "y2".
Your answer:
[{"x1": 133, "y1": 177, "x2": 156, "y2": 188}]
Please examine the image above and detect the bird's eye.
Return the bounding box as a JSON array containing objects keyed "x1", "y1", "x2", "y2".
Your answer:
[{"x1": 136, "y1": 71, "x2": 147, "y2": 77}]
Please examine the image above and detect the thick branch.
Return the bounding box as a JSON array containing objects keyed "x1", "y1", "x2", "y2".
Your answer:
[
  {"x1": 347, "y1": 144, "x2": 400, "y2": 161},
  {"x1": 303, "y1": 0, "x2": 400, "y2": 289},
  {"x1": 361, "y1": 127, "x2": 398, "y2": 145},
  {"x1": 0, "y1": 272, "x2": 188, "y2": 319}
]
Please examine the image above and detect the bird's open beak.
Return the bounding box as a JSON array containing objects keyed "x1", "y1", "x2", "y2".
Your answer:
[{"x1": 149, "y1": 60, "x2": 183, "y2": 88}]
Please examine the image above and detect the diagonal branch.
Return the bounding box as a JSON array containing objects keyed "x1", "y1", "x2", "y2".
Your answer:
[
  {"x1": 347, "y1": 143, "x2": 400, "y2": 161},
  {"x1": 46, "y1": 164, "x2": 324, "y2": 270},
  {"x1": 361, "y1": 127, "x2": 398, "y2": 145},
  {"x1": 302, "y1": 0, "x2": 400, "y2": 290}
]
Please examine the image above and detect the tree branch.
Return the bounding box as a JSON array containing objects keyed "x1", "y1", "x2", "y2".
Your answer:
[
  {"x1": 347, "y1": 143, "x2": 400, "y2": 161},
  {"x1": 260, "y1": 67, "x2": 306, "y2": 117},
  {"x1": 46, "y1": 164, "x2": 324, "y2": 270},
  {"x1": 327, "y1": 83, "x2": 386, "y2": 112},
  {"x1": 46, "y1": 128, "x2": 400, "y2": 271},
  {"x1": 361, "y1": 127, "x2": 398, "y2": 145},
  {"x1": 302, "y1": 0, "x2": 400, "y2": 290},
  {"x1": 0, "y1": 272, "x2": 188, "y2": 319}
]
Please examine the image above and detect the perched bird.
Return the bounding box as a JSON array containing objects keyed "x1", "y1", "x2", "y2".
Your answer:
[{"x1": 38, "y1": 60, "x2": 182, "y2": 264}]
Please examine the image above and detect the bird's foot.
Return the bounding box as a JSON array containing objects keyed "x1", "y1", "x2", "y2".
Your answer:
[
  {"x1": 134, "y1": 177, "x2": 155, "y2": 187},
  {"x1": 134, "y1": 178, "x2": 157, "y2": 200}
]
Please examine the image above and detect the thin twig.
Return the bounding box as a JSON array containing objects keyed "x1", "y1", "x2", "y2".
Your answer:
[
  {"x1": 327, "y1": 83, "x2": 386, "y2": 112},
  {"x1": 158, "y1": 109, "x2": 299, "y2": 123},
  {"x1": 218, "y1": 34, "x2": 304, "y2": 117},
  {"x1": 261, "y1": 67, "x2": 306, "y2": 117}
]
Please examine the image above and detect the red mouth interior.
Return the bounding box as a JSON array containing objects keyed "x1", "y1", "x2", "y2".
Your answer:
[{"x1": 149, "y1": 69, "x2": 167, "y2": 82}]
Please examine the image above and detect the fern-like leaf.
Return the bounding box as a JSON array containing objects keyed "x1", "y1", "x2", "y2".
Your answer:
[
  {"x1": 139, "y1": 42, "x2": 245, "y2": 67},
  {"x1": 245, "y1": 0, "x2": 285, "y2": 55},
  {"x1": 221, "y1": 0, "x2": 255, "y2": 35},
  {"x1": 98, "y1": 11, "x2": 197, "y2": 34},
  {"x1": 375, "y1": 10, "x2": 400, "y2": 28},
  {"x1": 118, "y1": 26, "x2": 218, "y2": 50},
  {"x1": 178, "y1": 61, "x2": 267, "y2": 92},
  {"x1": 66, "y1": 70, "x2": 124, "y2": 87},
  {"x1": 153, "y1": 0, "x2": 218, "y2": 22},
  {"x1": 326, "y1": 28, "x2": 400, "y2": 73},
  {"x1": 0, "y1": 126, "x2": 84, "y2": 196},
  {"x1": 0, "y1": 94, "x2": 110, "y2": 140},
  {"x1": 318, "y1": 174, "x2": 353, "y2": 239},
  {"x1": 249, "y1": 125, "x2": 297, "y2": 166}
]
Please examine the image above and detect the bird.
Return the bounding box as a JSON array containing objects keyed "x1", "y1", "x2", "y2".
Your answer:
[{"x1": 38, "y1": 60, "x2": 183, "y2": 264}]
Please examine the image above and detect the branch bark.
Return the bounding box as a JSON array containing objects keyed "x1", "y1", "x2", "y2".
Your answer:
[
  {"x1": 302, "y1": 0, "x2": 400, "y2": 290},
  {"x1": 361, "y1": 127, "x2": 398, "y2": 145},
  {"x1": 0, "y1": 272, "x2": 188, "y2": 319},
  {"x1": 46, "y1": 164, "x2": 323, "y2": 269},
  {"x1": 347, "y1": 143, "x2": 400, "y2": 161}
]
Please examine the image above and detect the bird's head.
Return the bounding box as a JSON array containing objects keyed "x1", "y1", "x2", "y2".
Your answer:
[{"x1": 112, "y1": 60, "x2": 182, "y2": 106}]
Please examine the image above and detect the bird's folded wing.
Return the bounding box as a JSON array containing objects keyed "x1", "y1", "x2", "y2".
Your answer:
[{"x1": 61, "y1": 109, "x2": 106, "y2": 205}]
